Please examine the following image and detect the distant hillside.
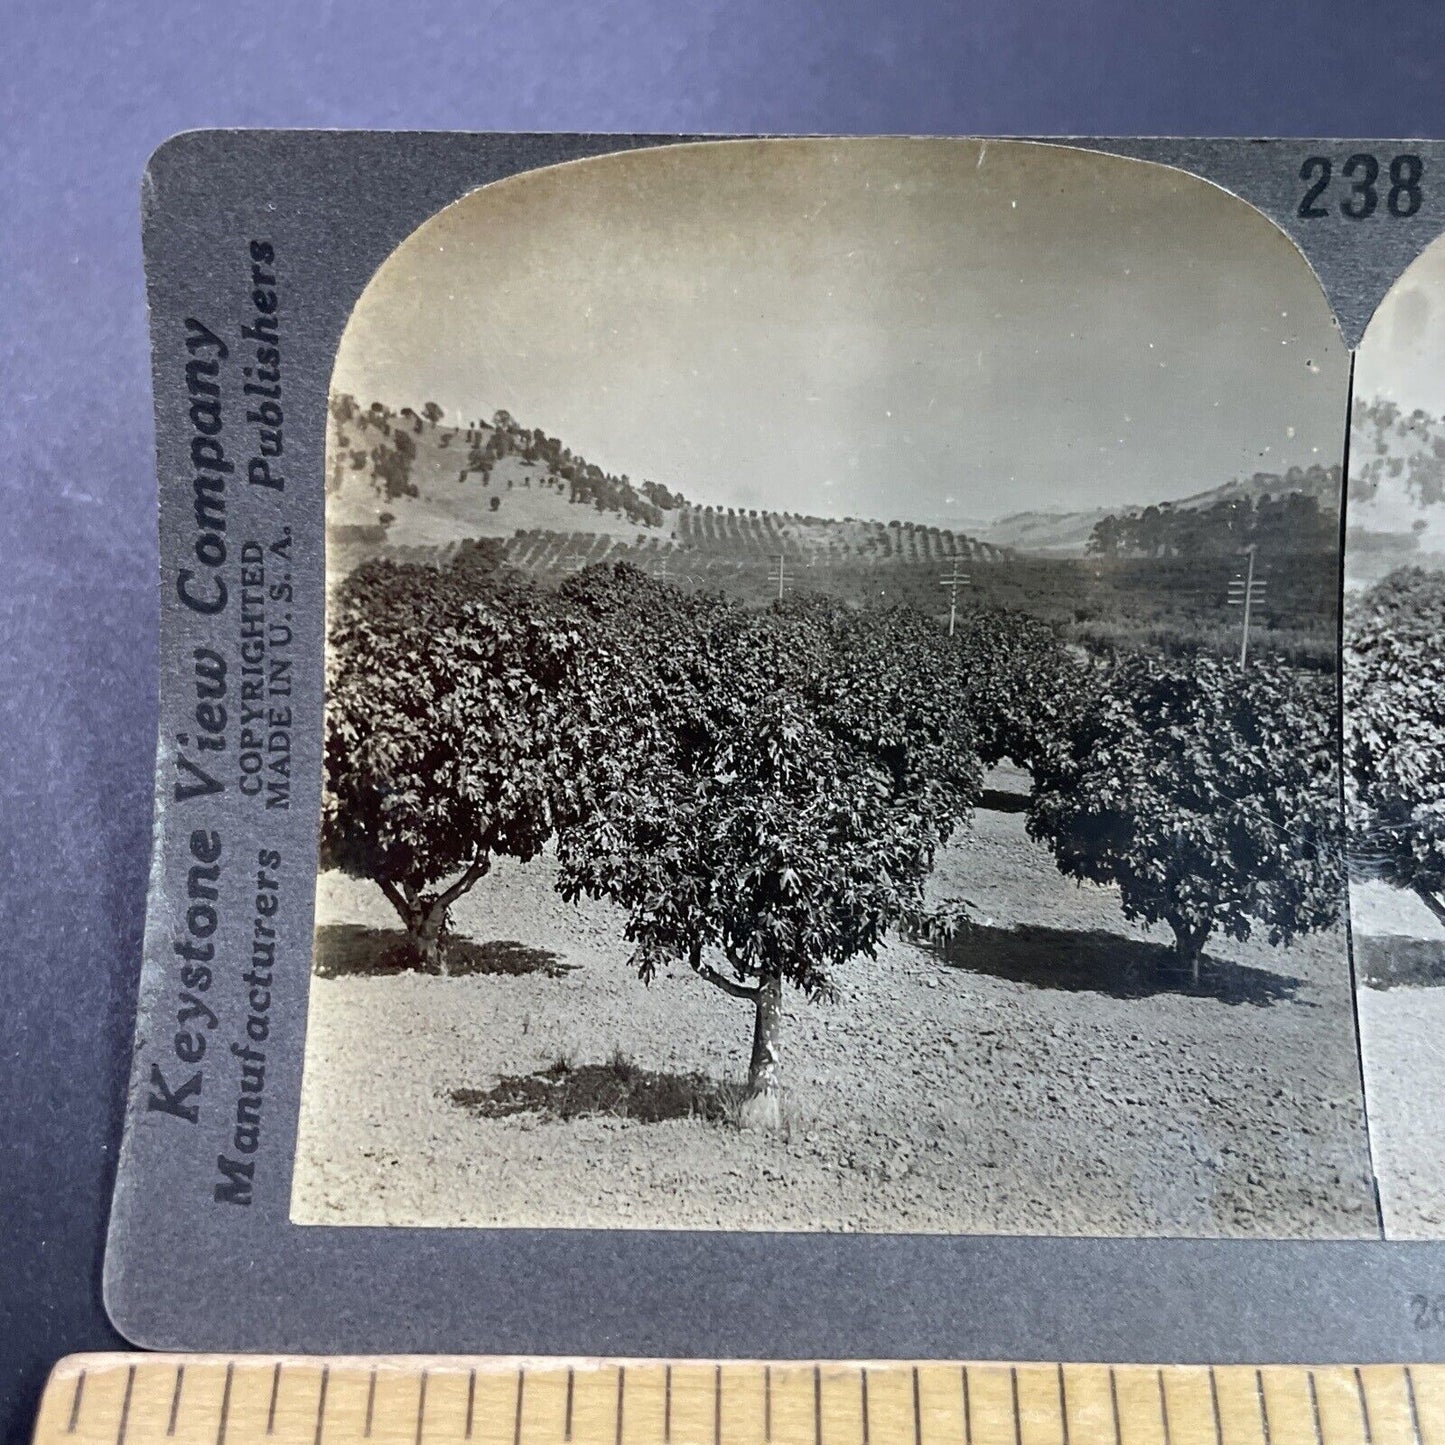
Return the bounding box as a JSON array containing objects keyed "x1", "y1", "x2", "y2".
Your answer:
[
  {"x1": 1346, "y1": 399, "x2": 1445, "y2": 586},
  {"x1": 325, "y1": 397, "x2": 1005, "y2": 582},
  {"x1": 975, "y1": 508, "x2": 1113, "y2": 555},
  {"x1": 976, "y1": 465, "x2": 1342, "y2": 557},
  {"x1": 324, "y1": 397, "x2": 1341, "y2": 665}
]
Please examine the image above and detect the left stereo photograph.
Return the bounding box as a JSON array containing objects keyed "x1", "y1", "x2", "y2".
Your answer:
[{"x1": 103, "y1": 131, "x2": 1445, "y2": 1361}]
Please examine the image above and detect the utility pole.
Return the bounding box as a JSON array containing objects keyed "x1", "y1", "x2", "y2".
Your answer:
[
  {"x1": 768, "y1": 553, "x2": 789, "y2": 601},
  {"x1": 939, "y1": 557, "x2": 971, "y2": 637},
  {"x1": 1227, "y1": 545, "x2": 1266, "y2": 667}
]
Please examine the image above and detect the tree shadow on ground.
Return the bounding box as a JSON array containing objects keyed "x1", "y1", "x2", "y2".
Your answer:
[
  {"x1": 1355, "y1": 935, "x2": 1445, "y2": 990},
  {"x1": 450, "y1": 1054, "x2": 741, "y2": 1125},
  {"x1": 978, "y1": 786, "x2": 1031, "y2": 814},
  {"x1": 922, "y1": 921, "x2": 1304, "y2": 1007},
  {"x1": 313, "y1": 924, "x2": 577, "y2": 980}
]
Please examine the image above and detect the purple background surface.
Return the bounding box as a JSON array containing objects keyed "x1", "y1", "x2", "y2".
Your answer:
[{"x1": 4, "y1": 2, "x2": 1445, "y2": 1439}]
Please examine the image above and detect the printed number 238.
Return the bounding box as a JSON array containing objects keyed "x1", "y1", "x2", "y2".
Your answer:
[{"x1": 1299, "y1": 154, "x2": 1424, "y2": 219}]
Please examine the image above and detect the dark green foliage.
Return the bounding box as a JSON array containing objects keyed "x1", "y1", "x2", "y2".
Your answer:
[
  {"x1": 369, "y1": 429, "x2": 417, "y2": 501},
  {"x1": 1087, "y1": 478, "x2": 1338, "y2": 558},
  {"x1": 1352, "y1": 398, "x2": 1445, "y2": 509},
  {"x1": 950, "y1": 607, "x2": 1092, "y2": 768},
  {"x1": 1028, "y1": 652, "x2": 1343, "y2": 976},
  {"x1": 1344, "y1": 567, "x2": 1445, "y2": 902},
  {"x1": 321, "y1": 554, "x2": 615, "y2": 968},
  {"x1": 329, "y1": 394, "x2": 1337, "y2": 670},
  {"x1": 557, "y1": 582, "x2": 983, "y2": 1003},
  {"x1": 507, "y1": 543, "x2": 1338, "y2": 670},
  {"x1": 332, "y1": 392, "x2": 669, "y2": 527}
]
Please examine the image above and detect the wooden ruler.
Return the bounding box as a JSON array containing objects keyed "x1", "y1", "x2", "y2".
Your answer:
[{"x1": 29, "y1": 1358, "x2": 1445, "y2": 1445}]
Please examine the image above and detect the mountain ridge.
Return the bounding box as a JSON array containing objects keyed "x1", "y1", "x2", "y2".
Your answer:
[
  {"x1": 973, "y1": 465, "x2": 1342, "y2": 555},
  {"x1": 326, "y1": 397, "x2": 1008, "y2": 580},
  {"x1": 327, "y1": 396, "x2": 1342, "y2": 576}
]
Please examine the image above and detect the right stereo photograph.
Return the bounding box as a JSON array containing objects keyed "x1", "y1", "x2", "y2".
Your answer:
[{"x1": 1346, "y1": 229, "x2": 1445, "y2": 1240}]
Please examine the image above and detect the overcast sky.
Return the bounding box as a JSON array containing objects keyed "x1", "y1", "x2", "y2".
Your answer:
[
  {"x1": 333, "y1": 138, "x2": 1349, "y2": 525},
  {"x1": 1348, "y1": 232, "x2": 1445, "y2": 552},
  {"x1": 1358, "y1": 235, "x2": 1445, "y2": 417}
]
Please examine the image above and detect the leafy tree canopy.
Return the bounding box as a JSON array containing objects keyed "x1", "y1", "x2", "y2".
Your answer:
[
  {"x1": 1352, "y1": 398, "x2": 1445, "y2": 510},
  {"x1": 950, "y1": 607, "x2": 1091, "y2": 769},
  {"x1": 1028, "y1": 652, "x2": 1343, "y2": 977},
  {"x1": 1086, "y1": 482, "x2": 1338, "y2": 558},
  {"x1": 1344, "y1": 566, "x2": 1445, "y2": 902},
  {"x1": 558, "y1": 588, "x2": 983, "y2": 1002},
  {"x1": 321, "y1": 555, "x2": 615, "y2": 966}
]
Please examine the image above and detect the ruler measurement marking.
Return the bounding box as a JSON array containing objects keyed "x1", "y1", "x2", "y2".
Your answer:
[
  {"x1": 315, "y1": 1365, "x2": 330, "y2": 1445},
  {"x1": 1406, "y1": 1368, "x2": 1425, "y2": 1445},
  {"x1": 115, "y1": 1366, "x2": 136, "y2": 1445},
  {"x1": 1354, "y1": 1369, "x2": 1373, "y2": 1445},
  {"x1": 66, "y1": 1371, "x2": 86, "y2": 1435},
  {"x1": 216, "y1": 1363, "x2": 234, "y2": 1445},
  {"x1": 38, "y1": 1357, "x2": 1445, "y2": 1445},
  {"x1": 166, "y1": 1367, "x2": 185, "y2": 1438}
]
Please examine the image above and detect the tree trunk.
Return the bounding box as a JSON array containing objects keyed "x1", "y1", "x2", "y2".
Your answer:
[
  {"x1": 408, "y1": 900, "x2": 448, "y2": 974},
  {"x1": 378, "y1": 859, "x2": 491, "y2": 976},
  {"x1": 739, "y1": 968, "x2": 784, "y2": 1132},
  {"x1": 1170, "y1": 919, "x2": 1208, "y2": 989},
  {"x1": 383, "y1": 892, "x2": 451, "y2": 973}
]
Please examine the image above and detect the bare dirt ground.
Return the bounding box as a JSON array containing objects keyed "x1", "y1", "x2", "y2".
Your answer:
[
  {"x1": 1350, "y1": 879, "x2": 1445, "y2": 1239},
  {"x1": 1357, "y1": 985, "x2": 1445, "y2": 1239},
  {"x1": 292, "y1": 768, "x2": 1378, "y2": 1237}
]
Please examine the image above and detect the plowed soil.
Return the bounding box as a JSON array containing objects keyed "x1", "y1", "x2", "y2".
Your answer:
[{"x1": 292, "y1": 768, "x2": 1378, "y2": 1238}]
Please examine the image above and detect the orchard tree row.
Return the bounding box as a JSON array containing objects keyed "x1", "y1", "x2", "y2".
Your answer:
[
  {"x1": 1343, "y1": 566, "x2": 1445, "y2": 924},
  {"x1": 322, "y1": 555, "x2": 1346, "y2": 1125}
]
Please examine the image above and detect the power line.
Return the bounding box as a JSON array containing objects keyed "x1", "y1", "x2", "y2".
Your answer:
[
  {"x1": 768, "y1": 553, "x2": 789, "y2": 601},
  {"x1": 939, "y1": 557, "x2": 972, "y2": 637},
  {"x1": 1226, "y1": 545, "x2": 1267, "y2": 667}
]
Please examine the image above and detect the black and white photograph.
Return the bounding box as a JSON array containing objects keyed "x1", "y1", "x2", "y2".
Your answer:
[
  {"x1": 290, "y1": 137, "x2": 1374, "y2": 1238},
  {"x1": 1344, "y1": 231, "x2": 1445, "y2": 1240}
]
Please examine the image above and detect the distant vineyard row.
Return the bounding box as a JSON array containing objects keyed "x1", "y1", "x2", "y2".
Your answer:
[
  {"x1": 505, "y1": 518, "x2": 1002, "y2": 570},
  {"x1": 408, "y1": 531, "x2": 1334, "y2": 667},
  {"x1": 670, "y1": 508, "x2": 1003, "y2": 561},
  {"x1": 329, "y1": 396, "x2": 1006, "y2": 562}
]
